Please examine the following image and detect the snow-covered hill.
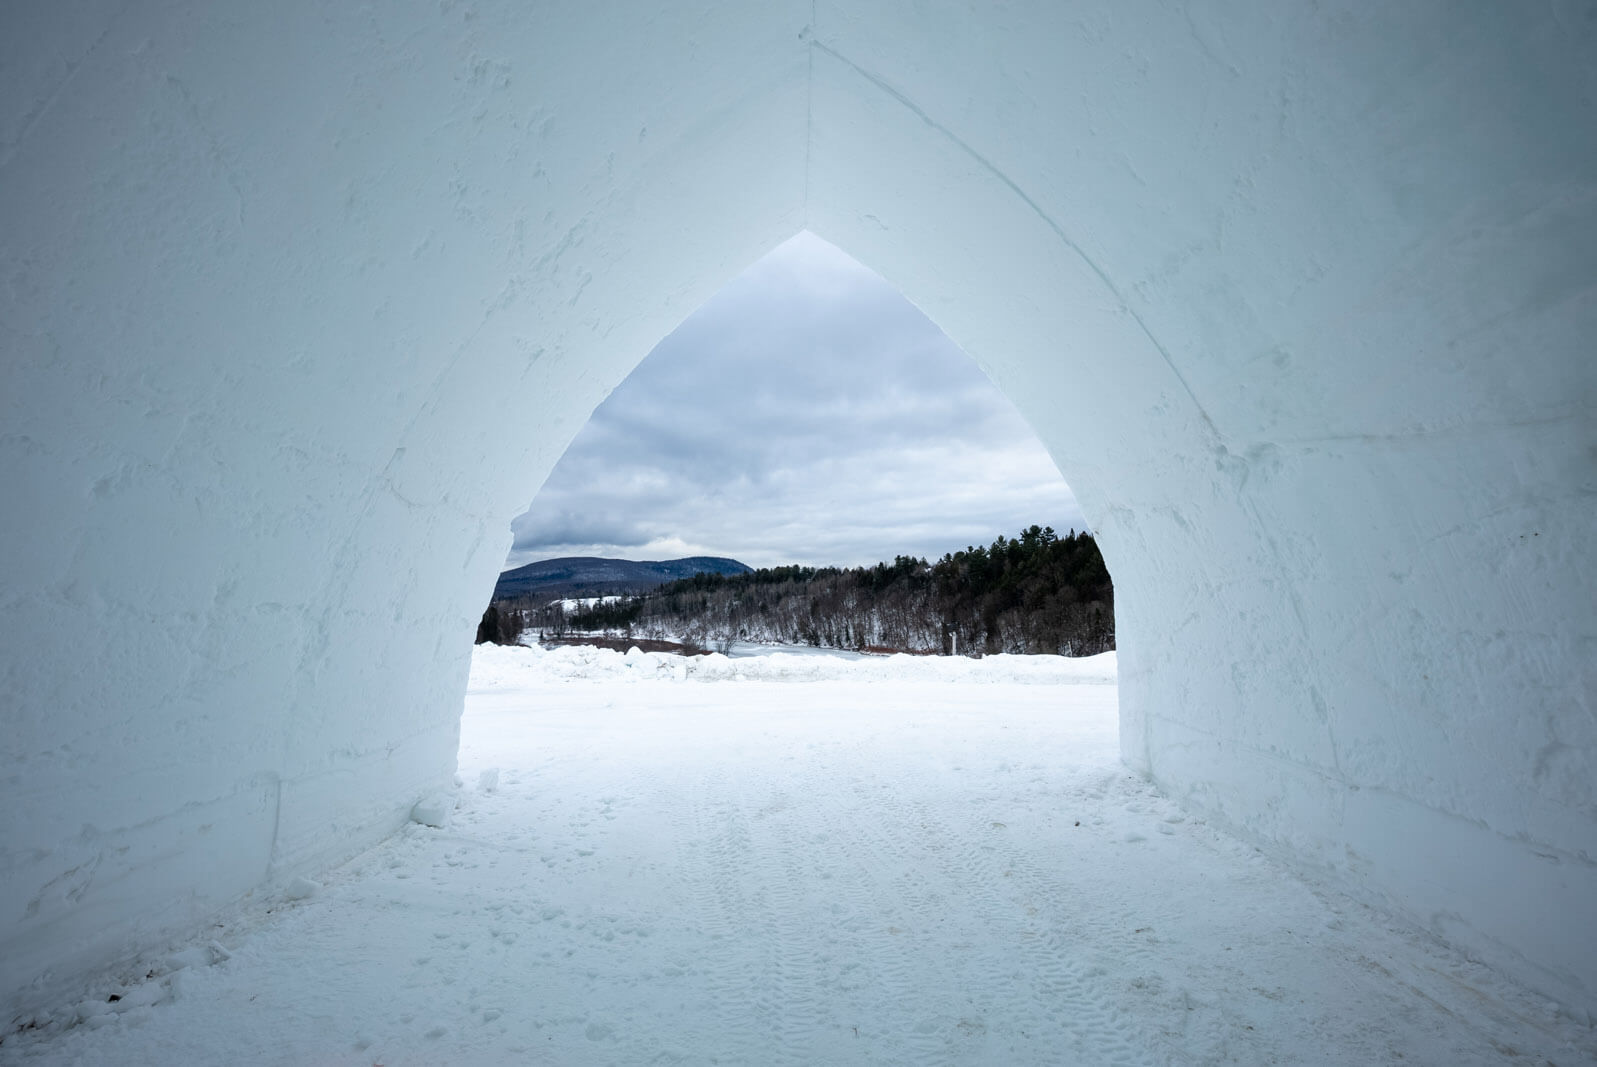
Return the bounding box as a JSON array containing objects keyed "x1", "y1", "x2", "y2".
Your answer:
[{"x1": 493, "y1": 555, "x2": 751, "y2": 601}]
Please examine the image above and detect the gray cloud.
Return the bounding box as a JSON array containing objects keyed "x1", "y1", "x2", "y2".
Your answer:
[{"x1": 506, "y1": 233, "x2": 1086, "y2": 570}]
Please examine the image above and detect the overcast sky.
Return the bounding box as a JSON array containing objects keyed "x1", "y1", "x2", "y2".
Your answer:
[{"x1": 505, "y1": 233, "x2": 1085, "y2": 571}]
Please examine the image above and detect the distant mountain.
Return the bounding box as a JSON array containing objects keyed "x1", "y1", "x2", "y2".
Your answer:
[{"x1": 493, "y1": 555, "x2": 753, "y2": 602}]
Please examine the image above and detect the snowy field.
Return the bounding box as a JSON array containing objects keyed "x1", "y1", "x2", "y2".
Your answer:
[{"x1": 3, "y1": 645, "x2": 1591, "y2": 1065}]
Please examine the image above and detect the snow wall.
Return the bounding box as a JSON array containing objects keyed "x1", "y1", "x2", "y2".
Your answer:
[{"x1": 2, "y1": 1, "x2": 1593, "y2": 1021}]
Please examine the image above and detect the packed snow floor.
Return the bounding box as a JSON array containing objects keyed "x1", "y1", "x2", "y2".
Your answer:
[{"x1": 5, "y1": 645, "x2": 1593, "y2": 1065}]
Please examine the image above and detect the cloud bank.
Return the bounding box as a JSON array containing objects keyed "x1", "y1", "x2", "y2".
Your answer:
[{"x1": 506, "y1": 233, "x2": 1086, "y2": 570}]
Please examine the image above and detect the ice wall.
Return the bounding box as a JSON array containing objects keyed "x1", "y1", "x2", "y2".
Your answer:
[{"x1": 3, "y1": 0, "x2": 1593, "y2": 1020}]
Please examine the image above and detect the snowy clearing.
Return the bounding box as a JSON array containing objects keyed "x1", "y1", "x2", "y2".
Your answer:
[
  {"x1": 4, "y1": 645, "x2": 1591, "y2": 1065},
  {"x1": 549, "y1": 596, "x2": 629, "y2": 611}
]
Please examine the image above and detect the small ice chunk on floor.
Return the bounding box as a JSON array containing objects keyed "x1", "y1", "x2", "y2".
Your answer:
[
  {"x1": 75, "y1": 999, "x2": 111, "y2": 1023},
  {"x1": 113, "y1": 981, "x2": 168, "y2": 1012},
  {"x1": 478, "y1": 768, "x2": 500, "y2": 793},
  {"x1": 411, "y1": 795, "x2": 452, "y2": 827},
  {"x1": 166, "y1": 946, "x2": 213, "y2": 972},
  {"x1": 284, "y1": 876, "x2": 321, "y2": 901}
]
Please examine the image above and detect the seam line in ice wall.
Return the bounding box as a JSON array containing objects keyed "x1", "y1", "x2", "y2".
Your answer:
[
  {"x1": 803, "y1": 0, "x2": 816, "y2": 225},
  {"x1": 810, "y1": 39, "x2": 1221, "y2": 440}
]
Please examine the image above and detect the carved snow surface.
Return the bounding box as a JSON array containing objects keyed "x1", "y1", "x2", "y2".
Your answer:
[
  {"x1": 2, "y1": 0, "x2": 1593, "y2": 1027},
  {"x1": 5, "y1": 647, "x2": 1590, "y2": 1064}
]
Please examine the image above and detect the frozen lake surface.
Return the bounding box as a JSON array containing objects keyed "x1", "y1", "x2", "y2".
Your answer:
[{"x1": 4, "y1": 644, "x2": 1590, "y2": 1065}]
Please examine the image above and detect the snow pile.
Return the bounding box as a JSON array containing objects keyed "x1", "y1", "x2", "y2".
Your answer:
[{"x1": 470, "y1": 642, "x2": 1117, "y2": 687}]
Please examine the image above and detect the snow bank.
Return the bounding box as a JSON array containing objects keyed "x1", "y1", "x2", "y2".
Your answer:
[{"x1": 471, "y1": 643, "x2": 1117, "y2": 687}]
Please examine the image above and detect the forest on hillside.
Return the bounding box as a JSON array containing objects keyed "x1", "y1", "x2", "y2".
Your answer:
[{"x1": 490, "y1": 524, "x2": 1113, "y2": 657}]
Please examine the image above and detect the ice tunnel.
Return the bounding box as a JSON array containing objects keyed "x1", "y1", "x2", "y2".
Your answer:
[{"x1": 2, "y1": 1, "x2": 1594, "y2": 1021}]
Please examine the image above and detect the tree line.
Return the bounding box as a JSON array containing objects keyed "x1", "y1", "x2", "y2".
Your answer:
[{"x1": 486, "y1": 524, "x2": 1113, "y2": 657}]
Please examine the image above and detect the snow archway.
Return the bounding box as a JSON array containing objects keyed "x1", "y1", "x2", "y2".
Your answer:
[{"x1": 3, "y1": 2, "x2": 1593, "y2": 1019}]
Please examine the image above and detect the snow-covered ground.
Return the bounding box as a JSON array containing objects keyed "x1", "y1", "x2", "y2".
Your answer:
[
  {"x1": 519, "y1": 641, "x2": 1117, "y2": 683},
  {"x1": 3, "y1": 646, "x2": 1591, "y2": 1065},
  {"x1": 722, "y1": 639, "x2": 873, "y2": 661},
  {"x1": 549, "y1": 596, "x2": 628, "y2": 611}
]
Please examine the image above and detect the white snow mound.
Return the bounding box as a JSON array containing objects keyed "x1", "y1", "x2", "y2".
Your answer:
[{"x1": 410, "y1": 795, "x2": 453, "y2": 828}]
